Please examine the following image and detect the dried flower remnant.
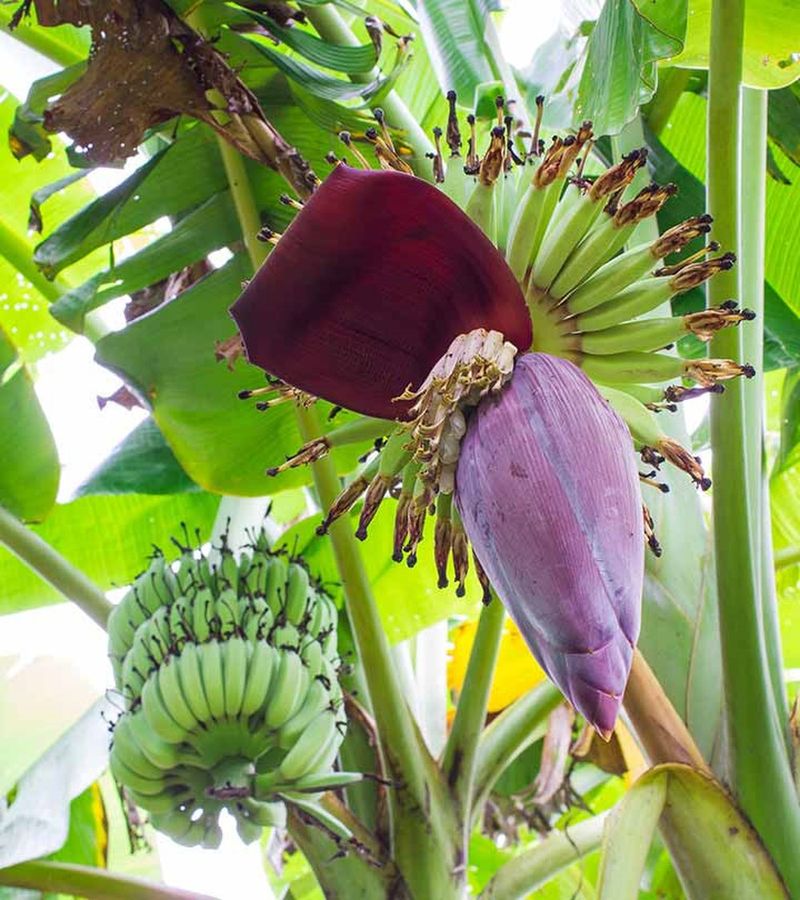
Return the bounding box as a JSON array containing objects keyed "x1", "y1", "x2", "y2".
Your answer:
[{"x1": 14, "y1": 0, "x2": 316, "y2": 196}]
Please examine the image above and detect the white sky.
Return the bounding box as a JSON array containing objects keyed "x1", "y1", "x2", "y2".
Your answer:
[{"x1": 0, "y1": 4, "x2": 562, "y2": 896}]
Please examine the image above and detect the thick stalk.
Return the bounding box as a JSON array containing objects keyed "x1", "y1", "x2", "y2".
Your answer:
[
  {"x1": 218, "y1": 139, "x2": 457, "y2": 895},
  {"x1": 296, "y1": 404, "x2": 460, "y2": 897},
  {"x1": 479, "y1": 812, "x2": 608, "y2": 900},
  {"x1": 623, "y1": 650, "x2": 709, "y2": 773},
  {"x1": 299, "y1": 2, "x2": 433, "y2": 176},
  {"x1": 740, "y1": 87, "x2": 791, "y2": 748},
  {"x1": 0, "y1": 861, "x2": 213, "y2": 899},
  {"x1": 441, "y1": 595, "x2": 504, "y2": 824},
  {"x1": 0, "y1": 504, "x2": 111, "y2": 628},
  {"x1": 707, "y1": 2, "x2": 800, "y2": 890},
  {"x1": 472, "y1": 681, "x2": 561, "y2": 819}
]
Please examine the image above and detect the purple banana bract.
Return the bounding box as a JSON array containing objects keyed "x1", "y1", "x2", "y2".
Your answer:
[{"x1": 455, "y1": 353, "x2": 644, "y2": 736}]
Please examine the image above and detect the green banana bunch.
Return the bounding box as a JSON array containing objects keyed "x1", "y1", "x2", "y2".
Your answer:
[{"x1": 108, "y1": 531, "x2": 357, "y2": 847}]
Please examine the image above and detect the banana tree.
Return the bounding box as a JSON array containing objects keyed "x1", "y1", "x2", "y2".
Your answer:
[{"x1": 1, "y1": 0, "x2": 799, "y2": 897}]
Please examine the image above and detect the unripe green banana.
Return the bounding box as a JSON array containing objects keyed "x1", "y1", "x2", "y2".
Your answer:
[
  {"x1": 175, "y1": 642, "x2": 213, "y2": 726},
  {"x1": 197, "y1": 640, "x2": 226, "y2": 722},
  {"x1": 559, "y1": 241, "x2": 658, "y2": 311},
  {"x1": 222, "y1": 637, "x2": 248, "y2": 719},
  {"x1": 278, "y1": 711, "x2": 338, "y2": 781},
  {"x1": 506, "y1": 180, "x2": 561, "y2": 280},
  {"x1": 265, "y1": 554, "x2": 290, "y2": 617},
  {"x1": 242, "y1": 597, "x2": 272, "y2": 642},
  {"x1": 277, "y1": 678, "x2": 330, "y2": 749},
  {"x1": 264, "y1": 651, "x2": 309, "y2": 729},
  {"x1": 465, "y1": 180, "x2": 496, "y2": 243},
  {"x1": 110, "y1": 750, "x2": 170, "y2": 797},
  {"x1": 241, "y1": 641, "x2": 277, "y2": 717},
  {"x1": 572, "y1": 277, "x2": 673, "y2": 331},
  {"x1": 169, "y1": 595, "x2": 195, "y2": 645},
  {"x1": 111, "y1": 714, "x2": 166, "y2": 780},
  {"x1": 284, "y1": 564, "x2": 310, "y2": 625},
  {"x1": 126, "y1": 709, "x2": 185, "y2": 771},
  {"x1": 141, "y1": 672, "x2": 189, "y2": 744},
  {"x1": 597, "y1": 385, "x2": 662, "y2": 447},
  {"x1": 219, "y1": 548, "x2": 241, "y2": 590},
  {"x1": 271, "y1": 622, "x2": 301, "y2": 652},
  {"x1": 236, "y1": 817, "x2": 263, "y2": 845},
  {"x1": 580, "y1": 350, "x2": 684, "y2": 384},
  {"x1": 127, "y1": 784, "x2": 193, "y2": 814},
  {"x1": 549, "y1": 214, "x2": 636, "y2": 300},
  {"x1": 579, "y1": 317, "x2": 685, "y2": 355},
  {"x1": 532, "y1": 186, "x2": 603, "y2": 290},
  {"x1": 191, "y1": 587, "x2": 214, "y2": 643},
  {"x1": 158, "y1": 658, "x2": 201, "y2": 734},
  {"x1": 121, "y1": 647, "x2": 150, "y2": 709},
  {"x1": 288, "y1": 771, "x2": 363, "y2": 794},
  {"x1": 150, "y1": 810, "x2": 195, "y2": 842},
  {"x1": 215, "y1": 587, "x2": 241, "y2": 639}
]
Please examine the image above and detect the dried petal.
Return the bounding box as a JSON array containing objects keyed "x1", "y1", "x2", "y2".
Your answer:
[
  {"x1": 231, "y1": 166, "x2": 531, "y2": 420},
  {"x1": 455, "y1": 353, "x2": 643, "y2": 736}
]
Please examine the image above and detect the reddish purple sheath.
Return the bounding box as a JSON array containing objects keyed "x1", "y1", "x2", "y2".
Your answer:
[
  {"x1": 456, "y1": 353, "x2": 644, "y2": 735},
  {"x1": 230, "y1": 166, "x2": 531, "y2": 420}
]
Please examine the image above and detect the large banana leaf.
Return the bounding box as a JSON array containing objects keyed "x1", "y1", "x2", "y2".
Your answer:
[
  {"x1": 0, "y1": 327, "x2": 58, "y2": 521},
  {"x1": 670, "y1": 0, "x2": 800, "y2": 89}
]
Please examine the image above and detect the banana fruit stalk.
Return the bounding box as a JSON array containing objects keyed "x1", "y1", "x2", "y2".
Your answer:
[{"x1": 107, "y1": 531, "x2": 355, "y2": 847}]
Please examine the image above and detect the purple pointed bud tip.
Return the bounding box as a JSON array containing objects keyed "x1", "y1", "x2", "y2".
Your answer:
[{"x1": 455, "y1": 353, "x2": 644, "y2": 731}]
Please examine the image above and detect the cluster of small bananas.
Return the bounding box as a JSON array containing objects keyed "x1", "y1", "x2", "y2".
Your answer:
[{"x1": 107, "y1": 532, "x2": 349, "y2": 847}]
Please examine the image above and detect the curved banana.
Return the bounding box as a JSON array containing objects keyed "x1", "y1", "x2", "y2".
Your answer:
[
  {"x1": 175, "y1": 642, "x2": 213, "y2": 726},
  {"x1": 141, "y1": 673, "x2": 189, "y2": 744},
  {"x1": 158, "y1": 658, "x2": 201, "y2": 734},
  {"x1": 197, "y1": 640, "x2": 226, "y2": 721},
  {"x1": 285, "y1": 564, "x2": 310, "y2": 625},
  {"x1": 277, "y1": 679, "x2": 330, "y2": 750},
  {"x1": 126, "y1": 709, "x2": 184, "y2": 771},
  {"x1": 241, "y1": 640, "x2": 276, "y2": 717},
  {"x1": 278, "y1": 711, "x2": 338, "y2": 782},
  {"x1": 222, "y1": 637, "x2": 248, "y2": 719},
  {"x1": 264, "y1": 651, "x2": 309, "y2": 729}
]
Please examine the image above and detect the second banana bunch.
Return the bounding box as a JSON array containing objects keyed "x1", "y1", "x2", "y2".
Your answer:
[{"x1": 107, "y1": 531, "x2": 353, "y2": 848}]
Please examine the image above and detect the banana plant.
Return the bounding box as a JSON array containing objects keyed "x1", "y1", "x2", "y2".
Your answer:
[{"x1": 1, "y1": 0, "x2": 799, "y2": 897}]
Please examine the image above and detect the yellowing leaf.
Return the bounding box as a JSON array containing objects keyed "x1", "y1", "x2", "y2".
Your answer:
[{"x1": 448, "y1": 617, "x2": 545, "y2": 712}]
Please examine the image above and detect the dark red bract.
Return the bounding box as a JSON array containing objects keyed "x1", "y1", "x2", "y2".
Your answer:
[{"x1": 231, "y1": 166, "x2": 531, "y2": 419}]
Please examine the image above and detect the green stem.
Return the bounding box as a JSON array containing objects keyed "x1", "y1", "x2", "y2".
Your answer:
[
  {"x1": 707, "y1": 2, "x2": 800, "y2": 891},
  {"x1": 0, "y1": 861, "x2": 211, "y2": 899},
  {"x1": 740, "y1": 87, "x2": 791, "y2": 748},
  {"x1": 0, "y1": 504, "x2": 111, "y2": 628},
  {"x1": 441, "y1": 595, "x2": 504, "y2": 822},
  {"x1": 216, "y1": 139, "x2": 269, "y2": 268},
  {"x1": 472, "y1": 681, "x2": 561, "y2": 820},
  {"x1": 0, "y1": 221, "x2": 67, "y2": 303},
  {"x1": 298, "y1": 2, "x2": 434, "y2": 176},
  {"x1": 479, "y1": 812, "x2": 608, "y2": 900},
  {"x1": 296, "y1": 404, "x2": 460, "y2": 898},
  {"x1": 643, "y1": 67, "x2": 691, "y2": 137}
]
